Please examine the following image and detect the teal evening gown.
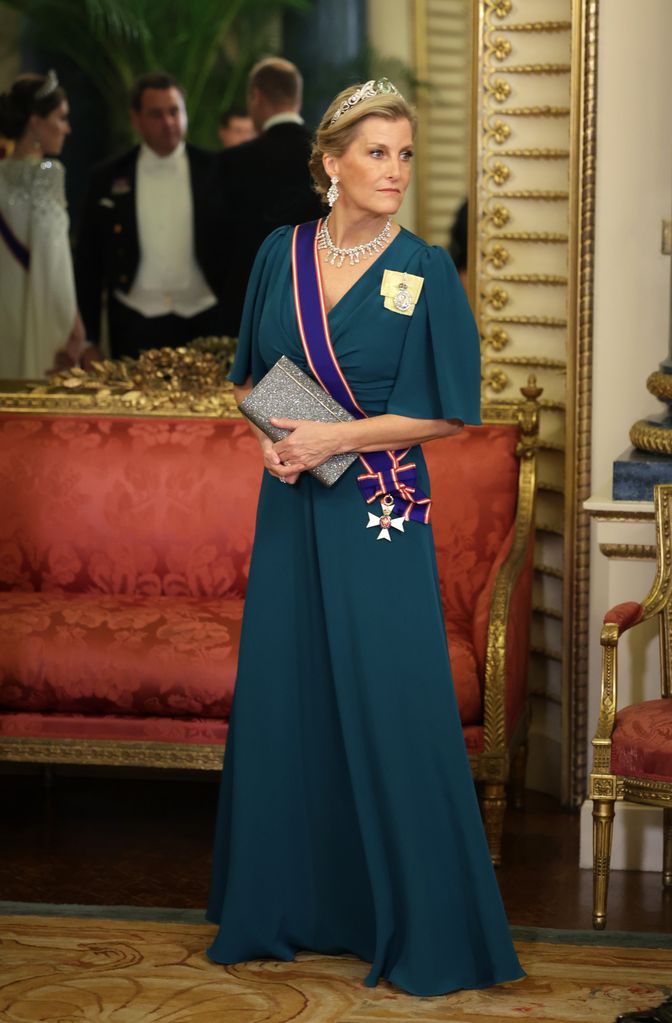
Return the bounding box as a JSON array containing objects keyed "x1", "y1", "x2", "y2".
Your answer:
[{"x1": 206, "y1": 224, "x2": 524, "y2": 996}]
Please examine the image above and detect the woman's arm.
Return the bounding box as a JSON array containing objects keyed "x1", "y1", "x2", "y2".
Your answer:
[{"x1": 269, "y1": 414, "x2": 463, "y2": 475}]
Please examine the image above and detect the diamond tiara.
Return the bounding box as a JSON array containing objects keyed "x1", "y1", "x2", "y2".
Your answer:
[
  {"x1": 35, "y1": 69, "x2": 59, "y2": 101},
  {"x1": 329, "y1": 78, "x2": 404, "y2": 126}
]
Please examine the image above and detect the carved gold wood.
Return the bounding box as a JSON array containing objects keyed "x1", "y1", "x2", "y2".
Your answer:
[
  {"x1": 0, "y1": 737, "x2": 224, "y2": 771},
  {"x1": 468, "y1": 377, "x2": 541, "y2": 863},
  {"x1": 630, "y1": 418, "x2": 672, "y2": 456},
  {"x1": 0, "y1": 337, "x2": 240, "y2": 418},
  {"x1": 598, "y1": 544, "x2": 657, "y2": 561},
  {"x1": 589, "y1": 484, "x2": 672, "y2": 928}
]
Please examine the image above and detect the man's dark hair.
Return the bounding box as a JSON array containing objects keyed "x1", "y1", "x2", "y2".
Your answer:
[
  {"x1": 130, "y1": 72, "x2": 184, "y2": 112},
  {"x1": 218, "y1": 105, "x2": 249, "y2": 128},
  {"x1": 248, "y1": 58, "x2": 302, "y2": 106}
]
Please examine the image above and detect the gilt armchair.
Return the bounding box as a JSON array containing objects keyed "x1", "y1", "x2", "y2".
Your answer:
[{"x1": 590, "y1": 482, "x2": 672, "y2": 928}]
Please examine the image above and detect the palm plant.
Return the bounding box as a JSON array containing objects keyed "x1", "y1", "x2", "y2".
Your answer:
[{"x1": 1, "y1": 0, "x2": 309, "y2": 149}]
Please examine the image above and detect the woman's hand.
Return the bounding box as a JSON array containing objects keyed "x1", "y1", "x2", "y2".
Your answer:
[
  {"x1": 260, "y1": 436, "x2": 302, "y2": 485},
  {"x1": 270, "y1": 418, "x2": 341, "y2": 473}
]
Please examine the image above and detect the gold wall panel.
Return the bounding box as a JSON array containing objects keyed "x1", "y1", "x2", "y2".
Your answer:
[{"x1": 463, "y1": 0, "x2": 597, "y2": 802}]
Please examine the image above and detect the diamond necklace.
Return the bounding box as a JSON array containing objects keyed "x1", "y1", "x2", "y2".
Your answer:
[{"x1": 317, "y1": 213, "x2": 392, "y2": 268}]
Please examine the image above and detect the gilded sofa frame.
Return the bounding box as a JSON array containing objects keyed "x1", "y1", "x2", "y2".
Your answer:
[
  {"x1": 589, "y1": 483, "x2": 672, "y2": 928},
  {"x1": 0, "y1": 372, "x2": 540, "y2": 863}
]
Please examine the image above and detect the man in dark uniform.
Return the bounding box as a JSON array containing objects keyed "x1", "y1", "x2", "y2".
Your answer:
[
  {"x1": 75, "y1": 72, "x2": 224, "y2": 359},
  {"x1": 215, "y1": 57, "x2": 323, "y2": 337}
]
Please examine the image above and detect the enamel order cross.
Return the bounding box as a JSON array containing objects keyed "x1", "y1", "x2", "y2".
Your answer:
[{"x1": 367, "y1": 494, "x2": 406, "y2": 542}]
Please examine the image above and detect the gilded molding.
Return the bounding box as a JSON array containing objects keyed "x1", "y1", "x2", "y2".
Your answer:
[
  {"x1": 483, "y1": 379, "x2": 541, "y2": 755},
  {"x1": 599, "y1": 543, "x2": 657, "y2": 561},
  {"x1": 645, "y1": 371, "x2": 672, "y2": 401},
  {"x1": 538, "y1": 480, "x2": 565, "y2": 495},
  {"x1": 486, "y1": 355, "x2": 567, "y2": 369},
  {"x1": 493, "y1": 274, "x2": 568, "y2": 285},
  {"x1": 497, "y1": 190, "x2": 569, "y2": 200},
  {"x1": 483, "y1": 286, "x2": 509, "y2": 310},
  {"x1": 536, "y1": 521, "x2": 565, "y2": 536},
  {"x1": 538, "y1": 439, "x2": 566, "y2": 452},
  {"x1": 487, "y1": 315, "x2": 567, "y2": 327},
  {"x1": 533, "y1": 604, "x2": 563, "y2": 620},
  {"x1": 482, "y1": 368, "x2": 510, "y2": 394},
  {"x1": 530, "y1": 644, "x2": 563, "y2": 662},
  {"x1": 496, "y1": 64, "x2": 572, "y2": 75},
  {"x1": 535, "y1": 564, "x2": 564, "y2": 579},
  {"x1": 630, "y1": 419, "x2": 672, "y2": 455},
  {"x1": 501, "y1": 21, "x2": 572, "y2": 33},
  {"x1": 0, "y1": 737, "x2": 224, "y2": 770},
  {"x1": 482, "y1": 326, "x2": 510, "y2": 350},
  {"x1": 497, "y1": 148, "x2": 570, "y2": 159},
  {"x1": 491, "y1": 231, "x2": 569, "y2": 243},
  {"x1": 498, "y1": 106, "x2": 571, "y2": 117},
  {"x1": 562, "y1": 0, "x2": 599, "y2": 807},
  {"x1": 477, "y1": 0, "x2": 593, "y2": 806},
  {"x1": 529, "y1": 686, "x2": 562, "y2": 705}
]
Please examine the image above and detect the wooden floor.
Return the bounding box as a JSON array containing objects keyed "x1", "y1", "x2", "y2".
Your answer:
[{"x1": 1, "y1": 768, "x2": 671, "y2": 933}]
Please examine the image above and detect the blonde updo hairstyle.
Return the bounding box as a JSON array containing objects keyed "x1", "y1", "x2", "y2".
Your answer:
[{"x1": 309, "y1": 83, "x2": 417, "y2": 202}]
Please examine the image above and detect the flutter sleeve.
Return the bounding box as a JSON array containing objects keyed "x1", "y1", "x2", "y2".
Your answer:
[
  {"x1": 386, "y1": 245, "x2": 481, "y2": 425},
  {"x1": 228, "y1": 225, "x2": 292, "y2": 385}
]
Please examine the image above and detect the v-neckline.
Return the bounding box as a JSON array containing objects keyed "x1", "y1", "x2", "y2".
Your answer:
[{"x1": 319, "y1": 228, "x2": 405, "y2": 319}]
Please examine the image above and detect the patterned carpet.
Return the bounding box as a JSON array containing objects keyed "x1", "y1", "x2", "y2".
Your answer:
[{"x1": 1, "y1": 911, "x2": 671, "y2": 1022}]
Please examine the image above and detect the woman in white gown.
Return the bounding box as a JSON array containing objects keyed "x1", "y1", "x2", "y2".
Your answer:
[{"x1": 0, "y1": 70, "x2": 85, "y2": 379}]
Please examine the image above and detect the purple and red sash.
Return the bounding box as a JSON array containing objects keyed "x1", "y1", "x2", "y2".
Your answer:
[
  {"x1": 0, "y1": 211, "x2": 30, "y2": 269},
  {"x1": 291, "y1": 219, "x2": 431, "y2": 525}
]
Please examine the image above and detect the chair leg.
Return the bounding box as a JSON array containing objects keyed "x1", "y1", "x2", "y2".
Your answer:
[
  {"x1": 664, "y1": 808, "x2": 672, "y2": 889},
  {"x1": 510, "y1": 743, "x2": 527, "y2": 810},
  {"x1": 592, "y1": 798, "x2": 615, "y2": 930},
  {"x1": 482, "y1": 782, "x2": 507, "y2": 867}
]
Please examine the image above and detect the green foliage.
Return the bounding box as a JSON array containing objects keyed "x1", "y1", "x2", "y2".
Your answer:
[{"x1": 1, "y1": 0, "x2": 309, "y2": 149}]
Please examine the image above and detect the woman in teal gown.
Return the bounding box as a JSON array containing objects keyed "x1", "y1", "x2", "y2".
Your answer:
[{"x1": 206, "y1": 80, "x2": 524, "y2": 997}]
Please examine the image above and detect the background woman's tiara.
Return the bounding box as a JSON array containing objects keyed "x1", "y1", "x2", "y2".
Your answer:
[
  {"x1": 329, "y1": 78, "x2": 404, "y2": 126},
  {"x1": 35, "y1": 69, "x2": 59, "y2": 101}
]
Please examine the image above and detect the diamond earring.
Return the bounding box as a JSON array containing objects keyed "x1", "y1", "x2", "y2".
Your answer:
[{"x1": 326, "y1": 175, "x2": 340, "y2": 207}]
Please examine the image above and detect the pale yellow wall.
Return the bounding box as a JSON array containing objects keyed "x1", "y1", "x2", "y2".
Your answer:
[
  {"x1": 367, "y1": 0, "x2": 417, "y2": 233},
  {"x1": 592, "y1": 0, "x2": 672, "y2": 489}
]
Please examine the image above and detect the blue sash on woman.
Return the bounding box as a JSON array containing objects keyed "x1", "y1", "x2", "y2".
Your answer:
[
  {"x1": 291, "y1": 219, "x2": 431, "y2": 525},
  {"x1": 0, "y1": 211, "x2": 30, "y2": 269}
]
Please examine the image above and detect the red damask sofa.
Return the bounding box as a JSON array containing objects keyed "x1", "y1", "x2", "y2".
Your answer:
[{"x1": 0, "y1": 388, "x2": 538, "y2": 862}]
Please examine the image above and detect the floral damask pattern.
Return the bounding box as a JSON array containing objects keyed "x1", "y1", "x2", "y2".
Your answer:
[
  {"x1": 0, "y1": 592, "x2": 243, "y2": 719},
  {"x1": 426, "y1": 427, "x2": 519, "y2": 637},
  {"x1": 611, "y1": 699, "x2": 672, "y2": 781},
  {"x1": 0, "y1": 416, "x2": 261, "y2": 598}
]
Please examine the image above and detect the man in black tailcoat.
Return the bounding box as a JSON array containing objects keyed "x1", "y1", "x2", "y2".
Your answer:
[
  {"x1": 75, "y1": 72, "x2": 224, "y2": 359},
  {"x1": 215, "y1": 57, "x2": 324, "y2": 338}
]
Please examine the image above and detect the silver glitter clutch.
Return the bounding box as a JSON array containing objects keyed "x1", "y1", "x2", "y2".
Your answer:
[{"x1": 238, "y1": 356, "x2": 359, "y2": 487}]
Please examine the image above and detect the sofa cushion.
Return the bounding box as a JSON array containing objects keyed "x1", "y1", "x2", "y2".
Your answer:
[
  {"x1": 610, "y1": 699, "x2": 672, "y2": 782},
  {"x1": 0, "y1": 592, "x2": 242, "y2": 720},
  {"x1": 0, "y1": 415, "x2": 261, "y2": 599},
  {"x1": 426, "y1": 426, "x2": 520, "y2": 637}
]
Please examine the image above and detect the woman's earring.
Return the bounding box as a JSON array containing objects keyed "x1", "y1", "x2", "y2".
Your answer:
[{"x1": 327, "y1": 175, "x2": 340, "y2": 208}]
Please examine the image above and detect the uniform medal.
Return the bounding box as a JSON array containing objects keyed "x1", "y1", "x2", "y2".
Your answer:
[{"x1": 367, "y1": 493, "x2": 406, "y2": 541}]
